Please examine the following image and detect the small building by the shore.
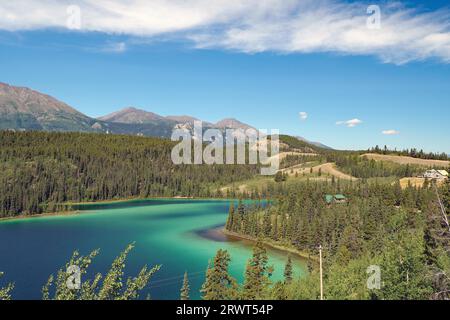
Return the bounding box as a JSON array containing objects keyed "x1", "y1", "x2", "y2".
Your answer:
[{"x1": 325, "y1": 194, "x2": 347, "y2": 205}]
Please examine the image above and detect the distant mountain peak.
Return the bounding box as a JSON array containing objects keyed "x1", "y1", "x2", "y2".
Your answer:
[
  {"x1": 0, "y1": 82, "x2": 94, "y2": 132},
  {"x1": 0, "y1": 82, "x2": 84, "y2": 116},
  {"x1": 98, "y1": 107, "x2": 165, "y2": 124},
  {"x1": 122, "y1": 106, "x2": 140, "y2": 112},
  {"x1": 296, "y1": 136, "x2": 332, "y2": 150},
  {"x1": 1, "y1": 83, "x2": 332, "y2": 150},
  {"x1": 166, "y1": 115, "x2": 201, "y2": 123},
  {"x1": 0, "y1": 82, "x2": 12, "y2": 89},
  {"x1": 214, "y1": 118, "x2": 255, "y2": 131}
]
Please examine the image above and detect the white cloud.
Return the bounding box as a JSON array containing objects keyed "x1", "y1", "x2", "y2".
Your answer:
[
  {"x1": 299, "y1": 112, "x2": 308, "y2": 120},
  {"x1": 1, "y1": 1, "x2": 450, "y2": 64},
  {"x1": 337, "y1": 118, "x2": 362, "y2": 128},
  {"x1": 103, "y1": 42, "x2": 127, "y2": 53},
  {"x1": 382, "y1": 129, "x2": 400, "y2": 135},
  {"x1": 86, "y1": 41, "x2": 127, "y2": 53}
]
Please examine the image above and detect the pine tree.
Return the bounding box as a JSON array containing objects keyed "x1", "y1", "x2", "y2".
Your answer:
[
  {"x1": 225, "y1": 202, "x2": 235, "y2": 231},
  {"x1": 237, "y1": 200, "x2": 245, "y2": 216},
  {"x1": 180, "y1": 271, "x2": 190, "y2": 300},
  {"x1": 242, "y1": 240, "x2": 273, "y2": 300},
  {"x1": 0, "y1": 131, "x2": 259, "y2": 218},
  {"x1": 263, "y1": 211, "x2": 271, "y2": 237},
  {"x1": 201, "y1": 250, "x2": 237, "y2": 300},
  {"x1": 443, "y1": 179, "x2": 450, "y2": 210},
  {"x1": 272, "y1": 213, "x2": 279, "y2": 240},
  {"x1": 374, "y1": 231, "x2": 433, "y2": 300},
  {"x1": 284, "y1": 255, "x2": 293, "y2": 284},
  {"x1": 274, "y1": 171, "x2": 283, "y2": 183}
]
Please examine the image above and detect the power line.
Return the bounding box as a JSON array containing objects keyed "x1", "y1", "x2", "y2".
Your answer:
[
  {"x1": 148, "y1": 274, "x2": 205, "y2": 290},
  {"x1": 150, "y1": 271, "x2": 205, "y2": 285},
  {"x1": 148, "y1": 271, "x2": 205, "y2": 289}
]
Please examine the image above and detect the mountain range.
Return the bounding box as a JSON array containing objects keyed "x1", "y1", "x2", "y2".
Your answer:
[
  {"x1": 0, "y1": 82, "x2": 330, "y2": 148},
  {"x1": 295, "y1": 136, "x2": 331, "y2": 150}
]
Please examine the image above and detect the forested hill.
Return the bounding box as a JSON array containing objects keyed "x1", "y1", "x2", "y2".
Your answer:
[
  {"x1": 0, "y1": 131, "x2": 259, "y2": 217},
  {"x1": 225, "y1": 179, "x2": 450, "y2": 300},
  {"x1": 279, "y1": 135, "x2": 326, "y2": 153}
]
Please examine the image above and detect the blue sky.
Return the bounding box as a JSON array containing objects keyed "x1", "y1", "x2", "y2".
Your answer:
[{"x1": 0, "y1": 0, "x2": 449, "y2": 153}]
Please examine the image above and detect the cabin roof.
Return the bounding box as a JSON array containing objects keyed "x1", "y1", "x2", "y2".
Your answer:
[{"x1": 325, "y1": 194, "x2": 347, "y2": 203}]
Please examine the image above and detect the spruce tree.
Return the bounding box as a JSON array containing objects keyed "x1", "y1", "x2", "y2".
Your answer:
[
  {"x1": 225, "y1": 202, "x2": 235, "y2": 231},
  {"x1": 443, "y1": 179, "x2": 450, "y2": 210},
  {"x1": 180, "y1": 271, "x2": 190, "y2": 300},
  {"x1": 201, "y1": 250, "x2": 237, "y2": 300},
  {"x1": 237, "y1": 200, "x2": 245, "y2": 216},
  {"x1": 274, "y1": 171, "x2": 283, "y2": 183},
  {"x1": 284, "y1": 255, "x2": 293, "y2": 284},
  {"x1": 263, "y1": 211, "x2": 271, "y2": 237},
  {"x1": 242, "y1": 240, "x2": 273, "y2": 300}
]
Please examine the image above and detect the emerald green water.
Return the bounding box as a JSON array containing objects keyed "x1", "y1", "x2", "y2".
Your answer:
[{"x1": 0, "y1": 199, "x2": 307, "y2": 300}]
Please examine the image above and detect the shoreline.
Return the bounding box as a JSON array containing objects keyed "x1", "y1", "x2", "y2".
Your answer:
[
  {"x1": 64, "y1": 196, "x2": 239, "y2": 206},
  {"x1": 0, "y1": 196, "x2": 239, "y2": 222},
  {"x1": 220, "y1": 228, "x2": 317, "y2": 262},
  {"x1": 1, "y1": 199, "x2": 316, "y2": 265},
  {"x1": 0, "y1": 210, "x2": 83, "y2": 222}
]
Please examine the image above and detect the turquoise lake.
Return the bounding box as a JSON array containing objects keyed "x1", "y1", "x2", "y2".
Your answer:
[{"x1": 0, "y1": 199, "x2": 307, "y2": 300}]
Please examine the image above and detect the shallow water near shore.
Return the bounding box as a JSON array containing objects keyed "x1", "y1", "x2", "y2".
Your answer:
[{"x1": 0, "y1": 199, "x2": 307, "y2": 300}]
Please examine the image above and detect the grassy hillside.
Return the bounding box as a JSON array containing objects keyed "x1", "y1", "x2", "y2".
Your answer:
[{"x1": 362, "y1": 153, "x2": 450, "y2": 167}]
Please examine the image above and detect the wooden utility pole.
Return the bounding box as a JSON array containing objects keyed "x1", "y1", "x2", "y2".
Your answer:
[
  {"x1": 434, "y1": 184, "x2": 450, "y2": 232},
  {"x1": 319, "y1": 245, "x2": 324, "y2": 300}
]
